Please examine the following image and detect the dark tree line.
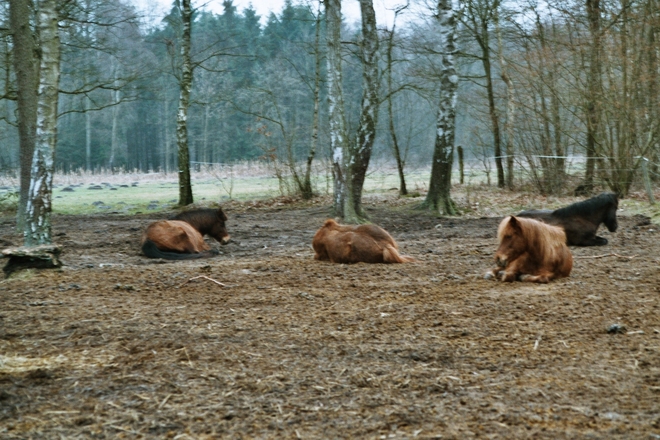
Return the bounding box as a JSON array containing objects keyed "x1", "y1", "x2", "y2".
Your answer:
[{"x1": 1, "y1": 0, "x2": 659, "y2": 222}]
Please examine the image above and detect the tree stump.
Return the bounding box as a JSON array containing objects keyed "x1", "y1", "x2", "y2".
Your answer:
[{"x1": 2, "y1": 244, "x2": 62, "y2": 277}]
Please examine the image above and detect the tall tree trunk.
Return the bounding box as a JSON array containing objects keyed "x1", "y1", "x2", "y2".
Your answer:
[
  {"x1": 646, "y1": 0, "x2": 659, "y2": 178},
  {"x1": 421, "y1": 0, "x2": 459, "y2": 216},
  {"x1": 325, "y1": 0, "x2": 348, "y2": 217},
  {"x1": 535, "y1": 16, "x2": 554, "y2": 194},
  {"x1": 549, "y1": 22, "x2": 564, "y2": 191},
  {"x1": 25, "y1": 0, "x2": 60, "y2": 246},
  {"x1": 481, "y1": 27, "x2": 504, "y2": 188},
  {"x1": 582, "y1": 0, "x2": 602, "y2": 194},
  {"x1": 109, "y1": 63, "x2": 120, "y2": 171},
  {"x1": 385, "y1": 21, "x2": 407, "y2": 196},
  {"x1": 302, "y1": 2, "x2": 323, "y2": 200},
  {"x1": 85, "y1": 96, "x2": 92, "y2": 171},
  {"x1": 9, "y1": 0, "x2": 39, "y2": 231},
  {"x1": 177, "y1": 0, "x2": 194, "y2": 206},
  {"x1": 496, "y1": 9, "x2": 515, "y2": 190},
  {"x1": 164, "y1": 99, "x2": 171, "y2": 173},
  {"x1": 347, "y1": 0, "x2": 380, "y2": 222},
  {"x1": 203, "y1": 104, "x2": 210, "y2": 166}
]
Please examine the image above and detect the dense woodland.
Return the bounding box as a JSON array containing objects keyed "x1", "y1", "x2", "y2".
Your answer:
[{"x1": 1, "y1": 0, "x2": 659, "y2": 198}]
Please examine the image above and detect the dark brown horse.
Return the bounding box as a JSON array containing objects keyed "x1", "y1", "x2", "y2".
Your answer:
[
  {"x1": 141, "y1": 207, "x2": 230, "y2": 260},
  {"x1": 517, "y1": 192, "x2": 618, "y2": 246},
  {"x1": 312, "y1": 219, "x2": 415, "y2": 264},
  {"x1": 486, "y1": 216, "x2": 573, "y2": 283}
]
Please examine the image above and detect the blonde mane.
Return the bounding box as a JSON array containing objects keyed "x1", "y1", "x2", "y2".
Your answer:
[{"x1": 499, "y1": 216, "x2": 567, "y2": 263}]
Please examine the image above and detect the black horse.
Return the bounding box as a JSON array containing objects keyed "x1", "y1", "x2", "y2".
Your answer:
[{"x1": 516, "y1": 192, "x2": 618, "y2": 246}]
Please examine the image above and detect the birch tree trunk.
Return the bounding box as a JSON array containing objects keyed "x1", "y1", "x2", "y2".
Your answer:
[
  {"x1": 25, "y1": 0, "x2": 60, "y2": 246},
  {"x1": 9, "y1": 0, "x2": 39, "y2": 230},
  {"x1": 346, "y1": 0, "x2": 380, "y2": 222},
  {"x1": 421, "y1": 0, "x2": 460, "y2": 216},
  {"x1": 177, "y1": 0, "x2": 194, "y2": 206},
  {"x1": 325, "y1": 0, "x2": 349, "y2": 217}
]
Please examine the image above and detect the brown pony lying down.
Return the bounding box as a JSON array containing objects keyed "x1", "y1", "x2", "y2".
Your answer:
[
  {"x1": 141, "y1": 207, "x2": 230, "y2": 260},
  {"x1": 141, "y1": 220, "x2": 216, "y2": 260},
  {"x1": 485, "y1": 216, "x2": 573, "y2": 283},
  {"x1": 312, "y1": 219, "x2": 415, "y2": 264}
]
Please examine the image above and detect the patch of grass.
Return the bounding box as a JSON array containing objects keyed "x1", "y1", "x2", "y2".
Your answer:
[
  {"x1": 51, "y1": 177, "x2": 286, "y2": 215},
  {"x1": 47, "y1": 167, "x2": 435, "y2": 215}
]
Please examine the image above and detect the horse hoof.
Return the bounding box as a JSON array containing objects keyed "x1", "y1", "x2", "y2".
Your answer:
[{"x1": 484, "y1": 272, "x2": 494, "y2": 280}]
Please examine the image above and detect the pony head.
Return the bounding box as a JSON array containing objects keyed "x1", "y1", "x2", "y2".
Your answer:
[
  {"x1": 172, "y1": 207, "x2": 231, "y2": 244},
  {"x1": 494, "y1": 216, "x2": 526, "y2": 268},
  {"x1": 210, "y1": 207, "x2": 231, "y2": 244},
  {"x1": 602, "y1": 193, "x2": 619, "y2": 232}
]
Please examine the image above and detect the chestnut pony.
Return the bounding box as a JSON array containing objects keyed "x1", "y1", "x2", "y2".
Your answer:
[
  {"x1": 141, "y1": 207, "x2": 230, "y2": 260},
  {"x1": 517, "y1": 192, "x2": 618, "y2": 246},
  {"x1": 312, "y1": 219, "x2": 415, "y2": 264},
  {"x1": 486, "y1": 216, "x2": 572, "y2": 283}
]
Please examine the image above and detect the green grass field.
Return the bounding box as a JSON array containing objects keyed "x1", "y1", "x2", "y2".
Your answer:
[
  {"x1": 0, "y1": 165, "x2": 436, "y2": 215},
  {"x1": 1, "y1": 164, "x2": 658, "y2": 223}
]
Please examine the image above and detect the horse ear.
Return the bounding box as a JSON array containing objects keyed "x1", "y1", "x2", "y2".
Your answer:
[
  {"x1": 217, "y1": 207, "x2": 227, "y2": 221},
  {"x1": 509, "y1": 216, "x2": 521, "y2": 229}
]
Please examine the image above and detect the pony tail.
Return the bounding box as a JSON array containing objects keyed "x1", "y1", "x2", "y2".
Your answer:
[{"x1": 383, "y1": 245, "x2": 416, "y2": 264}]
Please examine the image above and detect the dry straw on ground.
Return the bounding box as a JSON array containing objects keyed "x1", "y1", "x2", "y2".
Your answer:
[{"x1": 1, "y1": 191, "x2": 659, "y2": 439}]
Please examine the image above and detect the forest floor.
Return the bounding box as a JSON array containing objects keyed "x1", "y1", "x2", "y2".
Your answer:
[{"x1": 1, "y1": 193, "x2": 659, "y2": 439}]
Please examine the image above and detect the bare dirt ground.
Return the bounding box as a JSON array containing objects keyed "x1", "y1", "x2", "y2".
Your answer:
[{"x1": 1, "y1": 198, "x2": 659, "y2": 439}]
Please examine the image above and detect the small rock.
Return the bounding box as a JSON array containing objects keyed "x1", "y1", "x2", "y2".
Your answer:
[{"x1": 607, "y1": 323, "x2": 626, "y2": 334}]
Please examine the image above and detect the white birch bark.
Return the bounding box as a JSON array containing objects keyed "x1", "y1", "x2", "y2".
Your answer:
[
  {"x1": 423, "y1": 0, "x2": 460, "y2": 215},
  {"x1": 325, "y1": 0, "x2": 348, "y2": 217},
  {"x1": 25, "y1": 0, "x2": 60, "y2": 246},
  {"x1": 177, "y1": 0, "x2": 194, "y2": 205},
  {"x1": 346, "y1": 0, "x2": 380, "y2": 222}
]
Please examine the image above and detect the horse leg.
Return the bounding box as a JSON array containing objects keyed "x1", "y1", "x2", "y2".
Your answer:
[
  {"x1": 485, "y1": 268, "x2": 505, "y2": 280},
  {"x1": 499, "y1": 270, "x2": 518, "y2": 282},
  {"x1": 575, "y1": 235, "x2": 607, "y2": 246},
  {"x1": 498, "y1": 254, "x2": 533, "y2": 282},
  {"x1": 518, "y1": 274, "x2": 550, "y2": 283}
]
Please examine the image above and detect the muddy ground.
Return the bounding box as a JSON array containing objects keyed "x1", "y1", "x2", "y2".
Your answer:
[{"x1": 0, "y1": 200, "x2": 659, "y2": 439}]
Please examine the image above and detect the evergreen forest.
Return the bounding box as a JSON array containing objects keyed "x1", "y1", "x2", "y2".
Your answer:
[{"x1": 1, "y1": 0, "x2": 659, "y2": 198}]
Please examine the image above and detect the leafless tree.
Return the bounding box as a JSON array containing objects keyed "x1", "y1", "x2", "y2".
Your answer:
[
  {"x1": 24, "y1": 0, "x2": 60, "y2": 245},
  {"x1": 421, "y1": 0, "x2": 460, "y2": 215}
]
